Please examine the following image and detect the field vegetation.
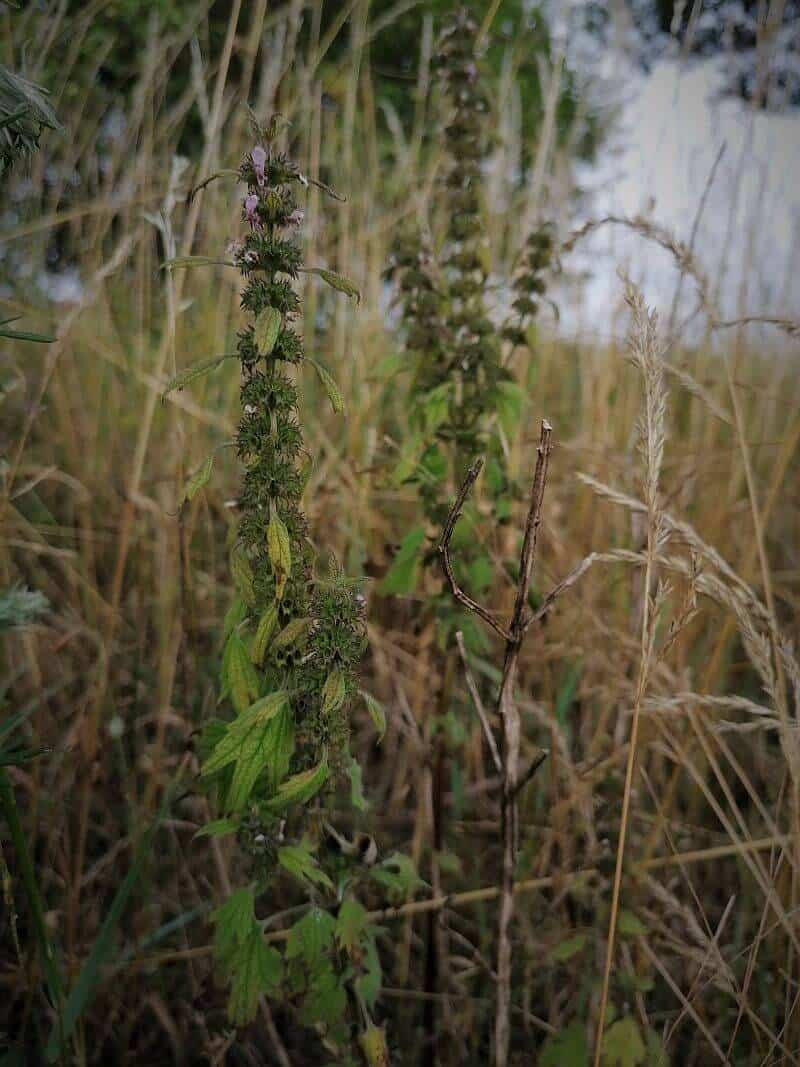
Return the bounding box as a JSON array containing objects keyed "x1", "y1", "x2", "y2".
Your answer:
[{"x1": 1, "y1": 2, "x2": 799, "y2": 1064}]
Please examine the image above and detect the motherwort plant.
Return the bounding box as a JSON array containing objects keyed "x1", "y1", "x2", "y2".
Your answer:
[
  {"x1": 382, "y1": 6, "x2": 555, "y2": 1059},
  {"x1": 384, "y1": 8, "x2": 554, "y2": 619},
  {"x1": 181, "y1": 119, "x2": 397, "y2": 1061}
]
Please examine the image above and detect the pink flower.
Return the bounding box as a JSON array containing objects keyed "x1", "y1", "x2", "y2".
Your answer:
[
  {"x1": 251, "y1": 146, "x2": 267, "y2": 186},
  {"x1": 244, "y1": 193, "x2": 260, "y2": 226},
  {"x1": 286, "y1": 209, "x2": 305, "y2": 227}
]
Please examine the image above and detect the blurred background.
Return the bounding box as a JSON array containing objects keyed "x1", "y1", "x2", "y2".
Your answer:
[{"x1": 1, "y1": 1, "x2": 799, "y2": 1063}]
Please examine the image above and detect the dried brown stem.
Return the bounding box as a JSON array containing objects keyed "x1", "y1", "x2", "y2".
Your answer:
[
  {"x1": 440, "y1": 421, "x2": 561, "y2": 1066},
  {"x1": 456, "y1": 630, "x2": 502, "y2": 775},
  {"x1": 438, "y1": 458, "x2": 512, "y2": 643}
]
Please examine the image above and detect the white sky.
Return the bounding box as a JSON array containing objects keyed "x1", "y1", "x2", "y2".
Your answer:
[{"x1": 560, "y1": 56, "x2": 800, "y2": 344}]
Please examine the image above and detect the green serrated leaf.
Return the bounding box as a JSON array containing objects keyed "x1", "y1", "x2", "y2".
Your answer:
[
  {"x1": 617, "y1": 910, "x2": 646, "y2": 938},
  {"x1": 265, "y1": 756, "x2": 328, "y2": 813},
  {"x1": 540, "y1": 1021, "x2": 589, "y2": 1067},
  {"x1": 301, "y1": 266, "x2": 361, "y2": 303},
  {"x1": 230, "y1": 544, "x2": 255, "y2": 607},
  {"x1": 390, "y1": 434, "x2": 424, "y2": 488},
  {"x1": 267, "y1": 513, "x2": 291, "y2": 599},
  {"x1": 251, "y1": 604, "x2": 279, "y2": 665},
  {"x1": 335, "y1": 898, "x2": 368, "y2": 953},
  {"x1": 360, "y1": 690, "x2": 386, "y2": 741},
  {"x1": 551, "y1": 934, "x2": 587, "y2": 962},
  {"x1": 194, "y1": 818, "x2": 239, "y2": 839},
  {"x1": 182, "y1": 454, "x2": 214, "y2": 502},
  {"x1": 421, "y1": 383, "x2": 451, "y2": 434},
  {"x1": 262, "y1": 705, "x2": 294, "y2": 794},
  {"x1": 162, "y1": 354, "x2": 234, "y2": 399},
  {"x1": 370, "y1": 852, "x2": 421, "y2": 901},
  {"x1": 353, "y1": 931, "x2": 381, "y2": 1009},
  {"x1": 494, "y1": 379, "x2": 525, "y2": 439},
  {"x1": 601, "y1": 1018, "x2": 646, "y2": 1067},
  {"x1": 299, "y1": 966, "x2": 347, "y2": 1026},
  {"x1": 286, "y1": 906, "x2": 336, "y2": 968},
  {"x1": 321, "y1": 667, "x2": 346, "y2": 715},
  {"x1": 220, "y1": 631, "x2": 261, "y2": 714},
  {"x1": 254, "y1": 306, "x2": 281, "y2": 356},
  {"x1": 379, "y1": 526, "x2": 426, "y2": 596},
  {"x1": 307, "y1": 358, "x2": 345, "y2": 415},
  {"x1": 279, "y1": 839, "x2": 334, "y2": 892},
  {"x1": 227, "y1": 928, "x2": 282, "y2": 1026},
  {"x1": 223, "y1": 596, "x2": 248, "y2": 640},
  {"x1": 202, "y1": 691, "x2": 289, "y2": 805},
  {"x1": 212, "y1": 887, "x2": 256, "y2": 964}
]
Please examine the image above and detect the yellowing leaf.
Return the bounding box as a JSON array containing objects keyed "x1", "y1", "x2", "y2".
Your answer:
[
  {"x1": 254, "y1": 306, "x2": 281, "y2": 356},
  {"x1": 250, "y1": 604, "x2": 279, "y2": 665},
  {"x1": 335, "y1": 898, "x2": 368, "y2": 953},
  {"x1": 308, "y1": 358, "x2": 345, "y2": 415},
  {"x1": 267, "y1": 513, "x2": 291, "y2": 599},
  {"x1": 202, "y1": 691, "x2": 288, "y2": 779},
  {"x1": 273, "y1": 617, "x2": 312, "y2": 649},
  {"x1": 265, "y1": 756, "x2": 328, "y2": 813},
  {"x1": 360, "y1": 690, "x2": 386, "y2": 741},
  {"x1": 321, "y1": 667, "x2": 346, "y2": 714},
  {"x1": 230, "y1": 544, "x2": 255, "y2": 607},
  {"x1": 359, "y1": 1025, "x2": 390, "y2": 1067},
  {"x1": 221, "y1": 631, "x2": 260, "y2": 713},
  {"x1": 301, "y1": 266, "x2": 361, "y2": 303}
]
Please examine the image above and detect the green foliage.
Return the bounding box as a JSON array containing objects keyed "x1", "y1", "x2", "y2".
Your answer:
[
  {"x1": 278, "y1": 838, "x2": 334, "y2": 893},
  {"x1": 383, "y1": 8, "x2": 554, "y2": 638},
  {"x1": 379, "y1": 526, "x2": 426, "y2": 595},
  {"x1": 371, "y1": 852, "x2": 422, "y2": 901},
  {"x1": 601, "y1": 1017, "x2": 647, "y2": 1067},
  {"x1": 540, "y1": 1021, "x2": 589, "y2": 1067},
  {"x1": 212, "y1": 888, "x2": 282, "y2": 1026},
  {"x1": 165, "y1": 104, "x2": 423, "y2": 1053}
]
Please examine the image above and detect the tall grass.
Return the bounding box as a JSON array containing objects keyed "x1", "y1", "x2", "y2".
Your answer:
[{"x1": 1, "y1": 2, "x2": 799, "y2": 1063}]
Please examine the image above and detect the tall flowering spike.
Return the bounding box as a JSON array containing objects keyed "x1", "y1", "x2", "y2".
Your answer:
[
  {"x1": 228, "y1": 128, "x2": 366, "y2": 796},
  {"x1": 199, "y1": 120, "x2": 371, "y2": 1033}
]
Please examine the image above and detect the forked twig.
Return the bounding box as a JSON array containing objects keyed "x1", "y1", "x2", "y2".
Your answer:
[{"x1": 439, "y1": 419, "x2": 591, "y2": 1066}]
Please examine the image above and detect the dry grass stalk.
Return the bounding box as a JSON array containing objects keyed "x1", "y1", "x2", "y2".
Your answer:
[{"x1": 594, "y1": 280, "x2": 667, "y2": 1062}]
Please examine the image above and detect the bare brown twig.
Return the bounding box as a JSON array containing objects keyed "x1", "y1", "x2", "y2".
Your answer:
[{"x1": 439, "y1": 419, "x2": 590, "y2": 1066}]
